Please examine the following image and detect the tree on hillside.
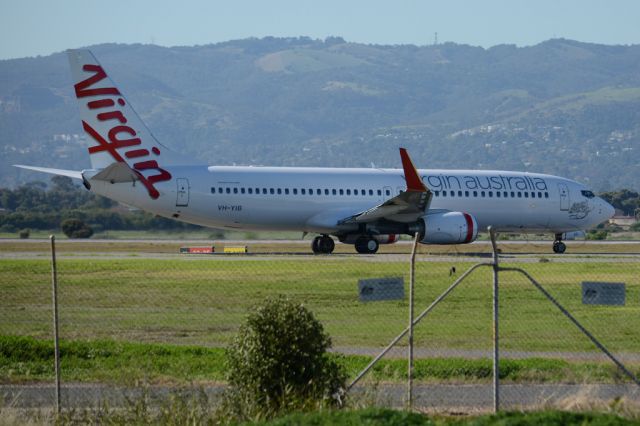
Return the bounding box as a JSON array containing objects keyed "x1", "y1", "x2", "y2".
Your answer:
[{"x1": 600, "y1": 189, "x2": 640, "y2": 217}]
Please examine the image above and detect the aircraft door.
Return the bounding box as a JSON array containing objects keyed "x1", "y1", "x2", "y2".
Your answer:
[
  {"x1": 176, "y1": 178, "x2": 189, "y2": 207},
  {"x1": 558, "y1": 183, "x2": 569, "y2": 211}
]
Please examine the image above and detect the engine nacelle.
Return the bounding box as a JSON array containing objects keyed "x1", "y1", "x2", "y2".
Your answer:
[
  {"x1": 373, "y1": 234, "x2": 399, "y2": 244},
  {"x1": 419, "y1": 211, "x2": 478, "y2": 244}
]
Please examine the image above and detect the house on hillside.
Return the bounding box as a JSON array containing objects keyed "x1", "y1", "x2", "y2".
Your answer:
[{"x1": 608, "y1": 215, "x2": 638, "y2": 229}]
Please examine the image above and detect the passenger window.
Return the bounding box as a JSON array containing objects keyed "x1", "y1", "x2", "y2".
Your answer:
[
  {"x1": 276, "y1": 188, "x2": 281, "y2": 194},
  {"x1": 248, "y1": 188, "x2": 253, "y2": 194},
  {"x1": 293, "y1": 188, "x2": 298, "y2": 195},
  {"x1": 503, "y1": 191, "x2": 508, "y2": 198},
  {"x1": 442, "y1": 191, "x2": 447, "y2": 197},
  {"x1": 538, "y1": 192, "x2": 542, "y2": 198},
  {"x1": 240, "y1": 188, "x2": 245, "y2": 194},
  {"x1": 325, "y1": 189, "x2": 329, "y2": 195},
  {"x1": 465, "y1": 191, "x2": 469, "y2": 197},
  {"x1": 339, "y1": 189, "x2": 344, "y2": 195},
  {"x1": 524, "y1": 192, "x2": 529, "y2": 198},
  {"x1": 473, "y1": 191, "x2": 478, "y2": 197},
  {"x1": 385, "y1": 189, "x2": 390, "y2": 196},
  {"x1": 233, "y1": 188, "x2": 238, "y2": 194},
  {"x1": 545, "y1": 192, "x2": 549, "y2": 198},
  {"x1": 332, "y1": 189, "x2": 337, "y2": 195},
  {"x1": 347, "y1": 189, "x2": 351, "y2": 195},
  {"x1": 226, "y1": 188, "x2": 231, "y2": 194},
  {"x1": 353, "y1": 189, "x2": 358, "y2": 195},
  {"x1": 377, "y1": 189, "x2": 382, "y2": 196},
  {"x1": 262, "y1": 188, "x2": 267, "y2": 194},
  {"x1": 361, "y1": 189, "x2": 366, "y2": 195},
  {"x1": 481, "y1": 191, "x2": 485, "y2": 197},
  {"x1": 517, "y1": 192, "x2": 522, "y2": 198},
  {"x1": 434, "y1": 191, "x2": 440, "y2": 197},
  {"x1": 270, "y1": 188, "x2": 275, "y2": 195},
  {"x1": 488, "y1": 191, "x2": 493, "y2": 197},
  {"x1": 309, "y1": 188, "x2": 313, "y2": 195},
  {"x1": 285, "y1": 188, "x2": 289, "y2": 195},
  {"x1": 316, "y1": 189, "x2": 321, "y2": 195},
  {"x1": 496, "y1": 191, "x2": 501, "y2": 198},
  {"x1": 210, "y1": 188, "x2": 215, "y2": 194},
  {"x1": 301, "y1": 189, "x2": 306, "y2": 195},
  {"x1": 369, "y1": 189, "x2": 374, "y2": 196},
  {"x1": 458, "y1": 190, "x2": 462, "y2": 197}
]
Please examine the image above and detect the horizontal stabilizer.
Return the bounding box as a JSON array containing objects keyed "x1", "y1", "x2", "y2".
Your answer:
[
  {"x1": 89, "y1": 162, "x2": 140, "y2": 183},
  {"x1": 14, "y1": 165, "x2": 83, "y2": 180}
]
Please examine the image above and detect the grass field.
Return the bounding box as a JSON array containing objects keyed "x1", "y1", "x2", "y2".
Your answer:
[
  {"x1": 1, "y1": 256, "x2": 639, "y2": 357},
  {"x1": 1, "y1": 335, "x2": 636, "y2": 385}
]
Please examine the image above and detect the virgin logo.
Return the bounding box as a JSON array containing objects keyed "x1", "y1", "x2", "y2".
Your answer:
[{"x1": 75, "y1": 64, "x2": 171, "y2": 199}]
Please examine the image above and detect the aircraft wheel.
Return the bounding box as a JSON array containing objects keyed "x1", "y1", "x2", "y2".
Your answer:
[
  {"x1": 355, "y1": 236, "x2": 379, "y2": 254},
  {"x1": 319, "y1": 235, "x2": 335, "y2": 254},
  {"x1": 553, "y1": 241, "x2": 566, "y2": 254},
  {"x1": 311, "y1": 236, "x2": 322, "y2": 254}
]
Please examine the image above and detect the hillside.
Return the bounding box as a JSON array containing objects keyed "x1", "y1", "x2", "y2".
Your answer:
[{"x1": 1, "y1": 37, "x2": 639, "y2": 190}]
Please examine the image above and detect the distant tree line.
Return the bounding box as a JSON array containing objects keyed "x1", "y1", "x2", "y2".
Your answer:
[
  {"x1": 600, "y1": 189, "x2": 640, "y2": 217},
  {"x1": 0, "y1": 176, "x2": 201, "y2": 234}
]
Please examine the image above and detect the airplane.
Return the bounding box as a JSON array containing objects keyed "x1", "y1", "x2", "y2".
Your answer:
[{"x1": 15, "y1": 49, "x2": 615, "y2": 255}]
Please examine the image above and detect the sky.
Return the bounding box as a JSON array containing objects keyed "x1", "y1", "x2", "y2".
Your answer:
[{"x1": 2, "y1": 0, "x2": 640, "y2": 60}]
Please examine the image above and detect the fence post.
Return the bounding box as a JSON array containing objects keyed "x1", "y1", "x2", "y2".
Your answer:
[
  {"x1": 407, "y1": 233, "x2": 419, "y2": 409},
  {"x1": 489, "y1": 227, "x2": 499, "y2": 413},
  {"x1": 50, "y1": 235, "x2": 61, "y2": 414}
]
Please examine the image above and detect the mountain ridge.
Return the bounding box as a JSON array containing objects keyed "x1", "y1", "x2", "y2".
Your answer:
[{"x1": 1, "y1": 37, "x2": 639, "y2": 191}]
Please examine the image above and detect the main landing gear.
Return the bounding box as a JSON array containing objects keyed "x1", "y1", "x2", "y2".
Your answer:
[
  {"x1": 553, "y1": 233, "x2": 566, "y2": 254},
  {"x1": 355, "y1": 236, "x2": 379, "y2": 254},
  {"x1": 311, "y1": 235, "x2": 335, "y2": 254}
]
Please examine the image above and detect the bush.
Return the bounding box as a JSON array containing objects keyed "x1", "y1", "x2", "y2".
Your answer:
[
  {"x1": 61, "y1": 218, "x2": 93, "y2": 239},
  {"x1": 18, "y1": 228, "x2": 30, "y2": 239},
  {"x1": 222, "y1": 296, "x2": 346, "y2": 420},
  {"x1": 586, "y1": 230, "x2": 608, "y2": 240}
]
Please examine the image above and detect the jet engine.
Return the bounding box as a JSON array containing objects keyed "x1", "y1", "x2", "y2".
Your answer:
[{"x1": 418, "y1": 211, "x2": 478, "y2": 244}]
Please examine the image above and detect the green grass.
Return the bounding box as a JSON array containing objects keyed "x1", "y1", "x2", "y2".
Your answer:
[
  {"x1": 1, "y1": 257, "x2": 639, "y2": 355},
  {"x1": 256, "y1": 408, "x2": 640, "y2": 425},
  {"x1": 255, "y1": 408, "x2": 640, "y2": 425},
  {"x1": 1, "y1": 336, "x2": 637, "y2": 385}
]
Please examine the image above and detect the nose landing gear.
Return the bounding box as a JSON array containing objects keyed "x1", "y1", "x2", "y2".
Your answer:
[{"x1": 552, "y1": 233, "x2": 566, "y2": 254}]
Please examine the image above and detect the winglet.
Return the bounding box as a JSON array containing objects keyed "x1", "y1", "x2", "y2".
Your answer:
[{"x1": 399, "y1": 148, "x2": 427, "y2": 192}]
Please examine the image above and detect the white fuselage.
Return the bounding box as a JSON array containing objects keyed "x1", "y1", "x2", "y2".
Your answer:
[{"x1": 87, "y1": 165, "x2": 614, "y2": 237}]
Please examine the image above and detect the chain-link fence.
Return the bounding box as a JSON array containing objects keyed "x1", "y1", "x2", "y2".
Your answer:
[{"x1": 1, "y1": 236, "x2": 639, "y2": 414}]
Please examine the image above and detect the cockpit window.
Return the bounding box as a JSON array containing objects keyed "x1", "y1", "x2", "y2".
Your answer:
[{"x1": 581, "y1": 190, "x2": 595, "y2": 199}]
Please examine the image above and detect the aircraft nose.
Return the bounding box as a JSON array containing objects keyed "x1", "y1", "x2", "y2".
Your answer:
[{"x1": 604, "y1": 200, "x2": 615, "y2": 220}]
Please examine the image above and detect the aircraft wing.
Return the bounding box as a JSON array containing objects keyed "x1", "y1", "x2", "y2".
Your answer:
[{"x1": 339, "y1": 148, "x2": 432, "y2": 225}]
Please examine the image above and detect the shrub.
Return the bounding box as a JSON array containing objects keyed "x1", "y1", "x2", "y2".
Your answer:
[
  {"x1": 586, "y1": 230, "x2": 608, "y2": 240},
  {"x1": 61, "y1": 218, "x2": 93, "y2": 239},
  {"x1": 222, "y1": 296, "x2": 346, "y2": 420},
  {"x1": 18, "y1": 228, "x2": 30, "y2": 239}
]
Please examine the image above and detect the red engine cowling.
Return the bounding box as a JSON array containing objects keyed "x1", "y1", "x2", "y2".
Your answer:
[{"x1": 419, "y1": 212, "x2": 478, "y2": 244}]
